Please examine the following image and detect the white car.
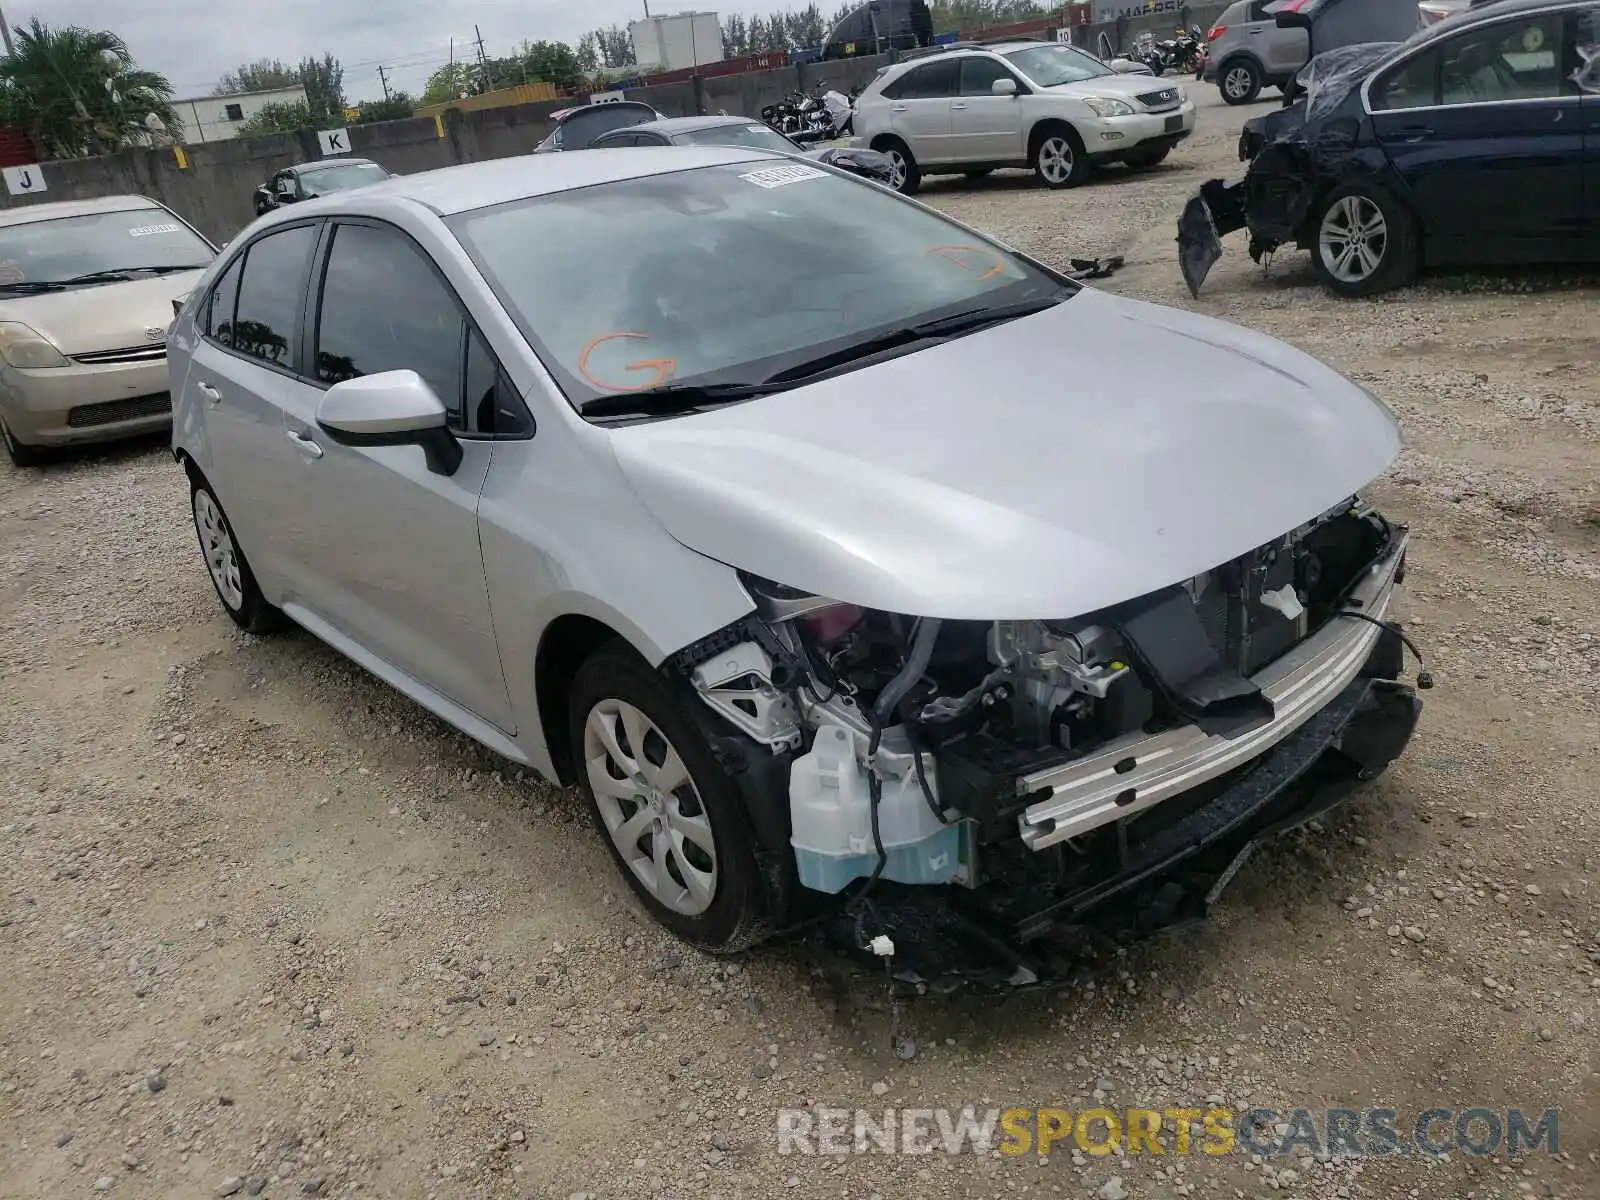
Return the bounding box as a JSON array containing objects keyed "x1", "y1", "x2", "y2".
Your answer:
[{"x1": 853, "y1": 39, "x2": 1198, "y2": 193}]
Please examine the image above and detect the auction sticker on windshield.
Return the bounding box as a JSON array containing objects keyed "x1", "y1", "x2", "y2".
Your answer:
[
  {"x1": 129, "y1": 223, "x2": 183, "y2": 237},
  {"x1": 739, "y1": 164, "x2": 827, "y2": 189}
]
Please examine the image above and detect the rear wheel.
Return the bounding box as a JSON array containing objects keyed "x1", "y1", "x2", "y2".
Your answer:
[
  {"x1": 189, "y1": 472, "x2": 286, "y2": 633},
  {"x1": 0, "y1": 411, "x2": 42, "y2": 467},
  {"x1": 1219, "y1": 58, "x2": 1262, "y2": 104},
  {"x1": 875, "y1": 137, "x2": 921, "y2": 195},
  {"x1": 1310, "y1": 182, "x2": 1421, "y2": 298},
  {"x1": 1032, "y1": 125, "x2": 1089, "y2": 189},
  {"x1": 568, "y1": 643, "x2": 769, "y2": 952}
]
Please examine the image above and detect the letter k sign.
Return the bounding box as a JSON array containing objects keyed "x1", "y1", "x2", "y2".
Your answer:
[{"x1": 316, "y1": 128, "x2": 351, "y2": 156}]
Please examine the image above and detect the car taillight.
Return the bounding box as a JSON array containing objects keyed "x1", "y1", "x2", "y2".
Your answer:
[{"x1": 1207, "y1": 24, "x2": 1225, "y2": 39}]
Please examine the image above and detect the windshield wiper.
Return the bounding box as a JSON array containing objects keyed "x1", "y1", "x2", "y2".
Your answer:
[
  {"x1": 579, "y1": 295, "x2": 1068, "y2": 419},
  {"x1": 762, "y1": 293, "x2": 1069, "y2": 385},
  {"x1": 55, "y1": 265, "x2": 210, "y2": 285},
  {"x1": 0, "y1": 280, "x2": 66, "y2": 293},
  {"x1": 579, "y1": 380, "x2": 785, "y2": 418}
]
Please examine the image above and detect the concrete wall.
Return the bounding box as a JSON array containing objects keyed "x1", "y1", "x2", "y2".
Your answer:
[{"x1": 0, "y1": 4, "x2": 1229, "y2": 244}]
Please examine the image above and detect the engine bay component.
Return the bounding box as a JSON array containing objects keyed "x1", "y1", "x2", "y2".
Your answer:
[{"x1": 690, "y1": 641, "x2": 803, "y2": 751}]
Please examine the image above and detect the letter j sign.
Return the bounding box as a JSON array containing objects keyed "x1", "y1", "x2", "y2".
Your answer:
[{"x1": 2, "y1": 164, "x2": 47, "y2": 196}]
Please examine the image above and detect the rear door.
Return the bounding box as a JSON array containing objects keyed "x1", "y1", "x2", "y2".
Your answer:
[
  {"x1": 950, "y1": 55, "x2": 1028, "y2": 161},
  {"x1": 273, "y1": 218, "x2": 521, "y2": 731},
  {"x1": 882, "y1": 60, "x2": 959, "y2": 163},
  {"x1": 183, "y1": 222, "x2": 321, "y2": 595},
  {"x1": 1369, "y1": 7, "x2": 1587, "y2": 259}
]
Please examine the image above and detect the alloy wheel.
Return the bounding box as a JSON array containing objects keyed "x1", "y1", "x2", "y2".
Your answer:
[
  {"x1": 1318, "y1": 194, "x2": 1388, "y2": 285},
  {"x1": 1037, "y1": 136, "x2": 1074, "y2": 185},
  {"x1": 193, "y1": 488, "x2": 245, "y2": 611},
  {"x1": 885, "y1": 149, "x2": 908, "y2": 191},
  {"x1": 583, "y1": 698, "x2": 718, "y2": 917},
  {"x1": 1223, "y1": 66, "x2": 1253, "y2": 100}
]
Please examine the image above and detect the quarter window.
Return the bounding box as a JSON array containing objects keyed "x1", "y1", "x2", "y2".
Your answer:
[
  {"x1": 314, "y1": 222, "x2": 467, "y2": 428},
  {"x1": 231, "y1": 224, "x2": 316, "y2": 368},
  {"x1": 204, "y1": 256, "x2": 243, "y2": 347},
  {"x1": 1373, "y1": 48, "x2": 1441, "y2": 109}
]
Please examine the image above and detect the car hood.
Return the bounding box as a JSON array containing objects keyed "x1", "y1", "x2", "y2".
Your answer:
[
  {"x1": 0, "y1": 270, "x2": 207, "y2": 356},
  {"x1": 1047, "y1": 72, "x2": 1169, "y2": 97},
  {"x1": 607, "y1": 288, "x2": 1401, "y2": 621}
]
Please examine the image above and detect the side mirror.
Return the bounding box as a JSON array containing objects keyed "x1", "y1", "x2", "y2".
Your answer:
[
  {"x1": 315, "y1": 369, "x2": 463, "y2": 477},
  {"x1": 276, "y1": 186, "x2": 296, "y2": 203},
  {"x1": 991, "y1": 77, "x2": 1019, "y2": 96},
  {"x1": 1275, "y1": 11, "x2": 1312, "y2": 29}
]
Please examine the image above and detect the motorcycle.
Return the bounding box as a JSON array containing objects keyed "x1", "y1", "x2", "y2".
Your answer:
[
  {"x1": 1158, "y1": 25, "x2": 1206, "y2": 74},
  {"x1": 1129, "y1": 31, "x2": 1165, "y2": 76},
  {"x1": 760, "y1": 94, "x2": 805, "y2": 138}
]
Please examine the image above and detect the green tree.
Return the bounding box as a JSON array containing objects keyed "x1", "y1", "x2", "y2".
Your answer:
[
  {"x1": 421, "y1": 62, "x2": 477, "y2": 105},
  {"x1": 352, "y1": 92, "x2": 416, "y2": 123},
  {"x1": 575, "y1": 32, "x2": 601, "y2": 75},
  {"x1": 297, "y1": 53, "x2": 346, "y2": 122},
  {"x1": 213, "y1": 58, "x2": 298, "y2": 94},
  {"x1": 235, "y1": 100, "x2": 312, "y2": 136},
  {"x1": 591, "y1": 25, "x2": 636, "y2": 68},
  {"x1": 0, "y1": 18, "x2": 181, "y2": 159}
]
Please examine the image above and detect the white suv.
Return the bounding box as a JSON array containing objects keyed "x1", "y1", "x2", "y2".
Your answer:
[{"x1": 853, "y1": 40, "x2": 1198, "y2": 193}]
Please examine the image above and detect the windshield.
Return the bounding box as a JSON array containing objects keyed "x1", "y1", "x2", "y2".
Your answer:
[
  {"x1": 449, "y1": 161, "x2": 1067, "y2": 411},
  {"x1": 1004, "y1": 44, "x2": 1114, "y2": 86},
  {"x1": 674, "y1": 123, "x2": 800, "y2": 152},
  {"x1": 0, "y1": 206, "x2": 213, "y2": 287},
  {"x1": 300, "y1": 162, "x2": 389, "y2": 197}
]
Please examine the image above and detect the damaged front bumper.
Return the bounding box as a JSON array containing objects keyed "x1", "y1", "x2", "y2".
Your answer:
[{"x1": 1020, "y1": 531, "x2": 1407, "y2": 848}]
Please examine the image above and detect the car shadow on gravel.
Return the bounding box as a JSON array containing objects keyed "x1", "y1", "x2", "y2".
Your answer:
[{"x1": 5, "y1": 428, "x2": 171, "y2": 473}]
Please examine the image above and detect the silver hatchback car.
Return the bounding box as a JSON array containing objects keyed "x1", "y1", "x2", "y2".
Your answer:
[
  {"x1": 0, "y1": 195, "x2": 215, "y2": 466},
  {"x1": 168, "y1": 148, "x2": 1422, "y2": 966}
]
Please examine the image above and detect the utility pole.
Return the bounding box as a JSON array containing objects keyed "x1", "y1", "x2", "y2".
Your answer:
[
  {"x1": 473, "y1": 24, "x2": 491, "y2": 94},
  {"x1": 377, "y1": 64, "x2": 391, "y2": 101}
]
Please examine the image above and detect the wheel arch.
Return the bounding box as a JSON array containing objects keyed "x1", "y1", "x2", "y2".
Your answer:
[
  {"x1": 1027, "y1": 117, "x2": 1082, "y2": 164},
  {"x1": 534, "y1": 612, "x2": 641, "y2": 786}
]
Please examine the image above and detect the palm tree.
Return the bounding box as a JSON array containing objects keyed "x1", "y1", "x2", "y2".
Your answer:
[{"x1": 0, "y1": 19, "x2": 183, "y2": 159}]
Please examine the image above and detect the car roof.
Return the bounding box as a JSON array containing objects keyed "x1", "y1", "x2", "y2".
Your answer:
[
  {"x1": 1395, "y1": 0, "x2": 1579, "y2": 45},
  {"x1": 623, "y1": 115, "x2": 764, "y2": 134},
  {"x1": 0, "y1": 195, "x2": 167, "y2": 227},
  {"x1": 286, "y1": 144, "x2": 782, "y2": 218},
  {"x1": 295, "y1": 157, "x2": 380, "y2": 174}
]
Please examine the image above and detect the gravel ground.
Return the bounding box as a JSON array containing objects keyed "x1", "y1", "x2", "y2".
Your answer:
[{"x1": 2, "y1": 88, "x2": 1598, "y2": 1200}]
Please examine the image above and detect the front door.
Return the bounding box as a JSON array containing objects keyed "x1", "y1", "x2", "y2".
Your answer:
[
  {"x1": 1370, "y1": 7, "x2": 1587, "y2": 260},
  {"x1": 274, "y1": 218, "x2": 515, "y2": 731},
  {"x1": 885, "y1": 59, "x2": 958, "y2": 163},
  {"x1": 950, "y1": 56, "x2": 1027, "y2": 161}
]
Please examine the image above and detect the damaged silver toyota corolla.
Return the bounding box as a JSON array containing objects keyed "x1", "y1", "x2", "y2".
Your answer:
[{"x1": 168, "y1": 147, "x2": 1426, "y2": 989}]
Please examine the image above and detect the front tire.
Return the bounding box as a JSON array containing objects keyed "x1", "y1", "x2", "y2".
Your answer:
[
  {"x1": 0, "y1": 411, "x2": 43, "y2": 467},
  {"x1": 1124, "y1": 144, "x2": 1171, "y2": 170},
  {"x1": 568, "y1": 643, "x2": 770, "y2": 953},
  {"x1": 1032, "y1": 124, "x2": 1089, "y2": 189},
  {"x1": 1219, "y1": 58, "x2": 1262, "y2": 104},
  {"x1": 1310, "y1": 181, "x2": 1421, "y2": 298},
  {"x1": 189, "y1": 473, "x2": 286, "y2": 633},
  {"x1": 875, "y1": 136, "x2": 921, "y2": 195}
]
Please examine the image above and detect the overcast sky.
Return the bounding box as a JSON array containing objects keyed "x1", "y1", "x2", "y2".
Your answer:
[{"x1": 19, "y1": 0, "x2": 807, "y2": 104}]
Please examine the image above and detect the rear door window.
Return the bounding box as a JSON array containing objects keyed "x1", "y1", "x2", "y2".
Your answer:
[
  {"x1": 885, "y1": 60, "x2": 959, "y2": 100},
  {"x1": 231, "y1": 224, "x2": 317, "y2": 369}
]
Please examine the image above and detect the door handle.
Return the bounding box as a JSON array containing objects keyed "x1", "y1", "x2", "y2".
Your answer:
[
  {"x1": 891, "y1": 104, "x2": 908, "y2": 112},
  {"x1": 196, "y1": 380, "x2": 220, "y2": 403},
  {"x1": 1396, "y1": 125, "x2": 1434, "y2": 141},
  {"x1": 951, "y1": 102, "x2": 969, "y2": 109},
  {"x1": 285, "y1": 429, "x2": 324, "y2": 460}
]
